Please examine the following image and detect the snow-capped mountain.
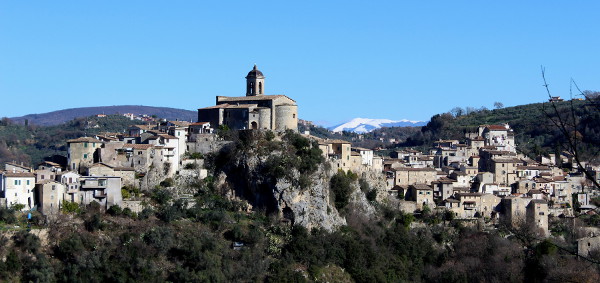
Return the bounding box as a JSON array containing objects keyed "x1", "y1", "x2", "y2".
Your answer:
[{"x1": 328, "y1": 118, "x2": 425, "y2": 133}]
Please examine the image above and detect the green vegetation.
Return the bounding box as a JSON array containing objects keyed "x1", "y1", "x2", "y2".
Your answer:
[
  {"x1": 0, "y1": 114, "x2": 146, "y2": 166},
  {"x1": 399, "y1": 99, "x2": 600, "y2": 160},
  {"x1": 330, "y1": 170, "x2": 358, "y2": 212}
]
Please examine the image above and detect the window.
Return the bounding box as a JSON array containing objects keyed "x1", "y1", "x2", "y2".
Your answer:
[
  {"x1": 98, "y1": 179, "x2": 106, "y2": 186},
  {"x1": 52, "y1": 185, "x2": 56, "y2": 190},
  {"x1": 84, "y1": 154, "x2": 88, "y2": 159},
  {"x1": 93, "y1": 143, "x2": 96, "y2": 147},
  {"x1": 84, "y1": 142, "x2": 88, "y2": 148},
  {"x1": 293, "y1": 114, "x2": 296, "y2": 118},
  {"x1": 26, "y1": 180, "x2": 30, "y2": 185}
]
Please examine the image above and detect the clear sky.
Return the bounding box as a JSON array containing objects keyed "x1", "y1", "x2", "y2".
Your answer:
[{"x1": 1, "y1": 1, "x2": 599, "y2": 126}]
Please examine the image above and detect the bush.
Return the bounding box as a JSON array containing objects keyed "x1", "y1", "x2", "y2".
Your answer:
[
  {"x1": 107, "y1": 205, "x2": 123, "y2": 216},
  {"x1": 160, "y1": 178, "x2": 174, "y2": 188},
  {"x1": 151, "y1": 188, "x2": 172, "y2": 206},
  {"x1": 0, "y1": 207, "x2": 17, "y2": 224},
  {"x1": 184, "y1": 163, "x2": 198, "y2": 169},
  {"x1": 61, "y1": 201, "x2": 80, "y2": 214},
  {"x1": 330, "y1": 170, "x2": 355, "y2": 212},
  {"x1": 10, "y1": 203, "x2": 25, "y2": 211}
]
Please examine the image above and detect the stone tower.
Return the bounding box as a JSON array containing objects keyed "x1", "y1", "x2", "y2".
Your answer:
[{"x1": 245, "y1": 64, "x2": 265, "y2": 96}]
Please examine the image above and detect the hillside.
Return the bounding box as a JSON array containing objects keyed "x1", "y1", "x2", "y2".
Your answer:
[
  {"x1": 0, "y1": 114, "x2": 147, "y2": 166},
  {"x1": 10, "y1": 105, "x2": 197, "y2": 126},
  {"x1": 404, "y1": 99, "x2": 600, "y2": 160}
]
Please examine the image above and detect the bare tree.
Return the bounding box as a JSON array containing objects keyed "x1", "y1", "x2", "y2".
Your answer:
[
  {"x1": 540, "y1": 67, "x2": 600, "y2": 191},
  {"x1": 493, "y1": 101, "x2": 504, "y2": 109}
]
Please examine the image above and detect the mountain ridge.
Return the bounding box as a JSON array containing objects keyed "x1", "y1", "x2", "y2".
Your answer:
[
  {"x1": 9, "y1": 105, "x2": 197, "y2": 126},
  {"x1": 328, "y1": 117, "x2": 426, "y2": 133}
]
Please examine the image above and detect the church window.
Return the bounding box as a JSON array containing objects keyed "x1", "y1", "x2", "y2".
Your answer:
[{"x1": 259, "y1": 82, "x2": 262, "y2": 93}]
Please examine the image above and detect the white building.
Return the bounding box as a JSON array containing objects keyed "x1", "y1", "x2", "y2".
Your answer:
[{"x1": 0, "y1": 171, "x2": 36, "y2": 210}]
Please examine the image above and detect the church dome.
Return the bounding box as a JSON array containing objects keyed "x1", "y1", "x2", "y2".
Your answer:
[{"x1": 246, "y1": 64, "x2": 264, "y2": 78}]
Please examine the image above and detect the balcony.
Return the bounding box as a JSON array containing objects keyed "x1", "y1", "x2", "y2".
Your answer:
[{"x1": 94, "y1": 190, "x2": 107, "y2": 198}]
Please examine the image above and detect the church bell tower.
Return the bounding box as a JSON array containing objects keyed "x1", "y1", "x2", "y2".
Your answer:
[{"x1": 246, "y1": 64, "x2": 265, "y2": 96}]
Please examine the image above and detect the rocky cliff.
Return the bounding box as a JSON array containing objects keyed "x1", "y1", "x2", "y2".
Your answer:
[{"x1": 206, "y1": 130, "x2": 384, "y2": 231}]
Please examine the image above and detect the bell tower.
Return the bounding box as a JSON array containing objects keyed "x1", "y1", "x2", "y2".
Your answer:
[{"x1": 245, "y1": 64, "x2": 265, "y2": 96}]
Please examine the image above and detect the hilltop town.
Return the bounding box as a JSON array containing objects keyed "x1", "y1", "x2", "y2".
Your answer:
[{"x1": 1, "y1": 65, "x2": 600, "y2": 281}]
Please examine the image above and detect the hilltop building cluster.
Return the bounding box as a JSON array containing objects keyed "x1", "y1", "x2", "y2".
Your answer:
[{"x1": 1, "y1": 65, "x2": 600, "y2": 255}]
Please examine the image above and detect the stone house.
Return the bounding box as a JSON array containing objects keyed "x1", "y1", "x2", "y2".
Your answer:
[
  {"x1": 67, "y1": 137, "x2": 103, "y2": 173},
  {"x1": 501, "y1": 196, "x2": 533, "y2": 228},
  {"x1": 490, "y1": 158, "x2": 522, "y2": 186},
  {"x1": 77, "y1": 176, "x2": 123, "y2": 208},
  {"x1": 393, "y1": 167, "x2": 437, "y2": 186},
  {"x1": 526, "y1": 199, "x2": 549, "y2": 237},
  {"x1": 4, "y1": 162, "x2": 33, "y2": 173},
  {"x1": 0, "y1": 171, "x2": 36, "y2": 210},
  {"x1": 578, "y1": 235, "x2": 600, "y2": 258},
  {"x1": 432, "y1": 177, "x2": 454, "y2": 201},
  {"x1": 36, "y1": 180, "x2": 66, "y2": 215},
  {"x1": 406, "y1": 184, "x2": 434, "y2": 210}
]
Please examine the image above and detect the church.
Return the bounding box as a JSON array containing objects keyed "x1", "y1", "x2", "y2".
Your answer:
[{"x1": 197, "y1": 65, "x2": 298, "y2": 132}]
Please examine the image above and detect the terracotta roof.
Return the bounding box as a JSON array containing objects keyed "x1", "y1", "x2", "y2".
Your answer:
[
  {"x1": 39, "y1": 161, "x2": 61, "y2": 167},
  {"x1": 159, "y1": 134, "x2": 178, "y2": 139},
  {"x1": 67, "y1": 137, "x2": 103, "y2": 143},
  {"x1": 410, "y1": 184, "x2": 432, "y2": 190},
  {"x1": 485, "y1": 125, "x2": 509, "y2": 131},
  {"x1": 393, "y1": 167, "x2": 436, "y2": 172},
  {"x1": 190, "y1": 122, "x2": 210, "y2": 126},
  {"x1": 1, "y1": 171, "x2": 35, "y2": 177},
  {"x1": 198, "y1": 103, "x2": 258, "y2": 110},
  {"x1": 216, "y1": 94, "x2": 296, "y2": 103}
]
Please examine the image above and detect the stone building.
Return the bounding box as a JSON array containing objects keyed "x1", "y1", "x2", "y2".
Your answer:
[
  {"x1": 36, "y1": 180, "x2": 66, "y2": 215},
  {"x1": 526, "y1": 199, "x2": 549, "y2": 236},
  {"x1": 67, "y1": 137, "x2": 103, "y2": 173},
  {"x1": 197, "y1": 65, "x2": 298, "y2": 132}
]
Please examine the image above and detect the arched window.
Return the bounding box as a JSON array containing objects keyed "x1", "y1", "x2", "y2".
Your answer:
[
  {"x1": 250, "y1": 82, "x2": 254, "y2": 94},
  {"x1": 258, "y1": 82, "x2": 262, "y2": 94}
]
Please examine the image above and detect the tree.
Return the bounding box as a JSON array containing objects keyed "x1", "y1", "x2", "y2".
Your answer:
[{"x1": 494, "y1": 101, "x2": 504, "y2": 109}]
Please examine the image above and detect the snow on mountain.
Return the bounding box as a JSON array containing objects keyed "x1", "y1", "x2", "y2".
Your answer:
[{"x1": 328, "y1": 118, "x2": 425, "y2": 133}]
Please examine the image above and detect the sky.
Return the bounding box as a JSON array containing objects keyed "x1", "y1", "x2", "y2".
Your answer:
[{"x1": 1, "y1": 1, "x2": 599, "y2": 126}]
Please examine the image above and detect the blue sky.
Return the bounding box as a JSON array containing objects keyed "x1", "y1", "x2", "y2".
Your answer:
[{"x1": 1, "y1": 1, "x2": 599, "y2": 126}]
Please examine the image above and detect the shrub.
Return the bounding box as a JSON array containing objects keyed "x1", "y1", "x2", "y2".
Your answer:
[
  {"x1": 107, "y1": 205, "x2": 123, "y2": 216},
  {"x1": 11, "y1": 203, "x2": 25, "y2": 211},
  {"x1": 61, "y1": 201, "x2": 80, "y2": 214},
  {"x1": 184, "y1": 163, "x2": 198, "y2": 169},
  {"x1": 159, "y1": 178, "x2": 174, "y2": 188},
  {"x1": 0, "y1": 207, "x2": 17, "y2": 224},
  {"x1": 330, "y1": 170, "x2": 355, "y2": 212},
  {"x1": 151, "y1": 188, "x2": 172, "y2": 206}
]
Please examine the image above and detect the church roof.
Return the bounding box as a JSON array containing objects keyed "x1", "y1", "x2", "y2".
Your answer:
[
  {"x1": 198, "y1": 103, "x2": 259, "y2": 110},
  {"x1": 246, "y1": 64, "x2": 264, "y2": 78},
  {"x1": 216, "y1": 95, "x2": 296, "y2": 103}
]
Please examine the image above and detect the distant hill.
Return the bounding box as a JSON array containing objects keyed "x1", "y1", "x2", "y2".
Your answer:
[
  {"x1": 9, "y1": 105, "x2": 197, "y2": 126},
  {"x1": 328, "y1": 118, "x2": 425, "y2": 133}
]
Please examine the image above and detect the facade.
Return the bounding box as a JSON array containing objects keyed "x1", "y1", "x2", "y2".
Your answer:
[
  {"x1": 197, "y1": 65, "x2": 298, "y2": 132},
  {"x1": 36, "y1": 180, "x2": 66, "y2": 215},
  {"x1": 67, "y1": 137, "x2": 103, "y2": 173},
  {"x1": 393, "y1": 167, "x2": 437, "y2": 186},
  {"x1": 0, "y1": 171, "x2": 36, "y2": 210},
  {"x1": 78, "y1": 176, "x2": 123, "y2": 208}
]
